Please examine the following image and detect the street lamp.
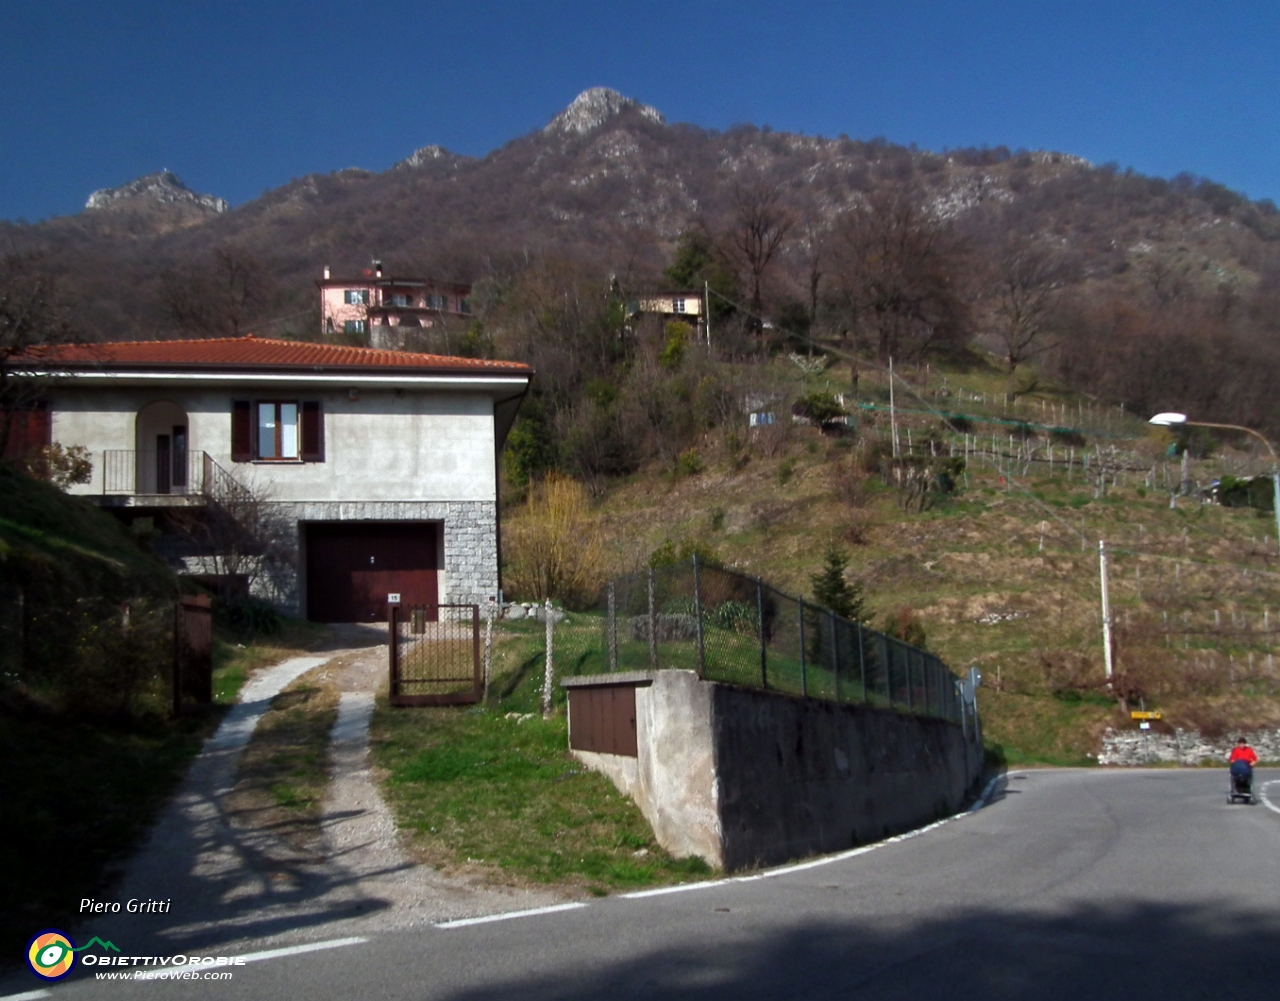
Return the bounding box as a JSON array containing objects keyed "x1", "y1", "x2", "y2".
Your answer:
[{"x1": 1148, "y1": 412, "x2": 1280, "y2": 553}]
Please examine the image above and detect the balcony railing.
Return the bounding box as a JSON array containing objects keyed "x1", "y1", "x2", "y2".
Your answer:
[{"x1": 103, "y1": 449, "x2": 208, "y2": 496}]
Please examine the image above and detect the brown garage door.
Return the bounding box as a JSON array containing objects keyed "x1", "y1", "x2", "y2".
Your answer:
[{"x1": 306, "y1": 522, "x2": 439, "y2": 623}]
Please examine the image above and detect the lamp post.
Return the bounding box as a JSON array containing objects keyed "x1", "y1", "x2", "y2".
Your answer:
[{"x1": 1148, "y1": 412, "x2": 1280, "y2": 554}]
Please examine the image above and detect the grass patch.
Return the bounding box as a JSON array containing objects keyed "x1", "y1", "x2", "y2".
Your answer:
[
  {"x1": 371, "y1": 700, "x2": 712, "y2": 892},
  {"x1": 212, "y1": 618, "x2": 331, "y2": 704},
  {"x1": 980, "y1": 689, "x2": 1117, "y2": 766},
  {"x1": 227, "y1": 670, "x2": 340, "y2": 851},
  {"x1": 0, "y1": 701, "x2": 222, "y2": 964}
]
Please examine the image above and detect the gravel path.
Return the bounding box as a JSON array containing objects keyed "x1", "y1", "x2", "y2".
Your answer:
[{"x1": 74, "y1": 634, "x2": 564, "y2": 960}]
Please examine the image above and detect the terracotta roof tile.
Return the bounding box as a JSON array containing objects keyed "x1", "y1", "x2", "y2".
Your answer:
[{"x1": 20, "y1": 336, "x2": 532, "y2": 375}]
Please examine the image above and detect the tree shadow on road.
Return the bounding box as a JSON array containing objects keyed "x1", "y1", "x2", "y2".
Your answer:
[{"x1": 440, "y1": 900, "x2": 1280, "y2": 1001}]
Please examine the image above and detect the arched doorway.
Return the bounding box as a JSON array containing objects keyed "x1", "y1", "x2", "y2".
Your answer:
[{"x1": 135, "y1": 401, "x2": 190, "y2": 494}]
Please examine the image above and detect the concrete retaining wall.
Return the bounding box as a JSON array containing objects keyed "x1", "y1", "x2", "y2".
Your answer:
[{"x1": 565, "y1": 670, "x2": 984, "y2": 871}]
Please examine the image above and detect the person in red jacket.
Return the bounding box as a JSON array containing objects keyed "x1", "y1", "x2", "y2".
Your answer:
[{"x1": 1229, "y1": 737, "x2": 1258, "y2": 790}]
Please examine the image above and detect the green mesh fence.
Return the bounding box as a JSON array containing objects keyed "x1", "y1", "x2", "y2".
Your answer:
[{"x1": 569, "y1": 559, "x2": 963, "y2": 725}]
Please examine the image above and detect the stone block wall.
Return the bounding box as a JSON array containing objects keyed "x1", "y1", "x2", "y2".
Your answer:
[
  {"x1": 1099, "y1": 727, "x2": 1280, "y2": 766},
  {"x1": 248, "y1": 500, "x2": 498, "y2": 617}
]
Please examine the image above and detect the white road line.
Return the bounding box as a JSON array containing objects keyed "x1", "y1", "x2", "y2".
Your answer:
[
  {"x1": 235, "y1": 937, "x2": 369, "y2": 964},
  {"x1": 628, "y1": 773, "x2": 1008, "y2": 895},
  {"x1": 435, "y1": 903, "x2": 588, "y2": 929},
  {"x1": 1261, "y1": 779, "x2": 1280, "y2": 816},
  {"x1": 0, "y1": 990, "x2": 52, "y2": 1001},
  {"x1": 622, "y1": 879, "x2": 733, "y2": 899}
]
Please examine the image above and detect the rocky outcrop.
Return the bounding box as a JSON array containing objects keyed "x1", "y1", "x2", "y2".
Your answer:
[
  {"x1": 395, "y1": 144, "x2": 464, "y2": 169},
  {"x1": 545, "y1": 88, "x2": 664, "y2": 135},
  {"x1": 85, "y1": 171, "x2": 227, "y2": 214},
  {"x1": 1098, "y1": 727, "x2": 1280, "y2": 766}
]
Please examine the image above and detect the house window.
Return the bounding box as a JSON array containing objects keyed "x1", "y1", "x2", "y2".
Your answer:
[
  {"x1": 257, "y1": 402, "x2": 299, "y2": 460},
  {"x1": 673, "y1": 298, "x2": 686, "y2": 313},
  {"x1": 344, "y1": 289, "x2": 369, "y2": 305},
  {"x1": 427, "y1": 294, "x2": 445, "y2": 310},
  {"x1": 459, "y1": 298, "x2": 471, "y2": 315},
  {"x1": 389, "y1": 293, "x2": 411, "y2": 307},
  {"x1": 233, "y1": 400, "x2": 323, "y2": 463},
  {"x1": 344, "y1": 319, "x2": 367, "y2": 335}
]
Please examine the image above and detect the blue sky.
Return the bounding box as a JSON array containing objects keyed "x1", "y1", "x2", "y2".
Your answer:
[{"x1": 1, "y1": 1, "x2": 1276, "y2": 221}]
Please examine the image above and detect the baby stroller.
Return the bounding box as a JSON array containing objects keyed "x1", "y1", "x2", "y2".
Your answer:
[{"x1": 1228, "y1": 760, "x2": 1253, "y2": 805}]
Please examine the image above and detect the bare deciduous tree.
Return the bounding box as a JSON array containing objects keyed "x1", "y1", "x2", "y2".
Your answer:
[
  {"x1": 159, "y1": 246, "x2": 277, "y2": 338},
  {"x1": 725, "y1": 183, "x2": 794, "y2": 339},
  {"x1": 0, "y1": 254, "x2": 77, "y2": 457},
  {"x1": 170, "y1": 471, "x2": 296, "y2": 603},
  {"x1": 834, "y1": 185, "x2": 970, "y2": 362},
  {"x1": 988, "y1": 233, "x2": 1076, "y2": 372}
]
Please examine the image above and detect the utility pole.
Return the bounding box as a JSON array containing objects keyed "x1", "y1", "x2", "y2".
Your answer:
[
  {"x1": 704, "y1": 280, "x2": 712, "y2": 352},
  {"x1": 889, "y1": 355, "x2": 900, "y2": 459},
  {"x1": 1099, "y1": 540, "x2": 1115, "y2": 682}
]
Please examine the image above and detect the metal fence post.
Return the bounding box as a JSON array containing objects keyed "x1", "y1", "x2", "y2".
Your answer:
[
  {"x1": 388, "y1": 603, "x2": 400, "y2": 704},
  {"x1": 757, "y1": 577, "x2": 767, "y2": 689},
  {"x1": 692, "y1": 554, "x2": 706, "y2": 678},
  {"x1": 857, "y1": 622, "x2": 866, "y2": 703},
  {"x1": 830, "y1": 610, "x2": 840, "y2": 703},
  {"x1": 648, "y1": 567, "x2": 657, "y2": 669},
  {"x1": 884, "y1": 636, "x2": 894, "y2": 707},
  {"x1": 798, "y1": 598, "x2": 807, "y2": 698},
  {"x1": 607, "y1": 581, "x2": 618, "y2": 672},
  {"x1": 541, "y1": 598, "x2": 554, "y2": 717}
]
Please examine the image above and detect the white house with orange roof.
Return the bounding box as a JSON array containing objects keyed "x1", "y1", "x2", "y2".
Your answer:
[{"x1": 10, "y1": 336, "x2": 531, "y2": 621}]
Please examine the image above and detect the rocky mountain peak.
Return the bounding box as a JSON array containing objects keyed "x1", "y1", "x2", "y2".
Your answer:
[
  {"x1": 395, "y1": 145, "x2": 459, "y2": 170},
  {"x1": 544, "y1": 88, "x2": 664, "y2": 136},
  {"x1": 84, "y1": 171, "x2": 228, "y2": 214}
]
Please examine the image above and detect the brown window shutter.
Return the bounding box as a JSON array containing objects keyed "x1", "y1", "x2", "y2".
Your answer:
[
  {"x1": 2, "y1": 401, "x2": 50, "y2": 461},
  {"x1": 301, "y1": 401, "x2": 324, "y2": 462},
  {"x1": 231, "y1": 400, "x2": 252, "y2": 461}
]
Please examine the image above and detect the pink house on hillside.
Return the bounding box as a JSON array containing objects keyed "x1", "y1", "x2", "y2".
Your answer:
[{"x1": 318, "y1": 261, "x2": 472, "y2": 345}]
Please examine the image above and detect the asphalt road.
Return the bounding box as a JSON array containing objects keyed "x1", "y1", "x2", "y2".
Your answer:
[{"x1": 16, "y1": 769, "x2": 1280, "y2": 1001}]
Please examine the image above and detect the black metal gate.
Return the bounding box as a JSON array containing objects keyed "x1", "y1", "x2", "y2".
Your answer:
[{"x1": 389, "y1": 604, "x2": 481, "y2": 706}]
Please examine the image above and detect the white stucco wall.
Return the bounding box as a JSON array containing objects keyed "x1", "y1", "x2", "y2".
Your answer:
[{"x1": 50, "y1": 386, "x2": 497, "y2": 503}]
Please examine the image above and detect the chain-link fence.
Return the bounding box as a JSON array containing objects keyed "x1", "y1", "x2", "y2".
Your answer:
[{"x1": 545, "y1": 558, "x2": 962, "y2": 724}]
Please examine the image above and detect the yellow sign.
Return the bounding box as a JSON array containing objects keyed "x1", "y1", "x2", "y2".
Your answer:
[{"x1": 1130, "y1": 711, "x2": 1162, "y2": 721}]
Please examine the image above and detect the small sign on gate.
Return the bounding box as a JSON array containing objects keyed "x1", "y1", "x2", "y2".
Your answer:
[{"x1": 387, "y1": 593, "x2": 401, "y2": 604}]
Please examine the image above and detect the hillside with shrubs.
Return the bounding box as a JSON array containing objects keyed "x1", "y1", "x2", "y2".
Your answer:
[{"x1": 6, "y1": 88, "x2": 1280, "y2": 762}]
